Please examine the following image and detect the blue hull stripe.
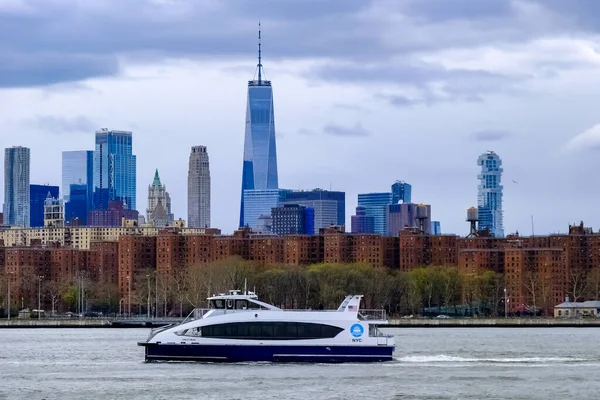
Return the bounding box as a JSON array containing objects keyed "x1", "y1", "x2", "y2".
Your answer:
[{"x1": 142, "y1": 344, "x2": 394, "y2": 363}]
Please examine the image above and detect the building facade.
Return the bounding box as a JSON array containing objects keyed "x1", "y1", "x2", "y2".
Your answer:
[
  {"x1": 242, "y1": 189, "x2": 289, "y2": 231},
  {"x1": 88, "y1": 200, "x2": 139, "y2": 227},
  {"x1": 387, "y1": 203, "x2": 432, "y2": 236},
  {"x1": 239, "y1": 27, "x2": 279, "y2": 227},
  {"x1": 3, "y1": 146, "x2": 31, "y2": 227},
  {"x1": 477, "y1": 151, "x2": 504, "y2": 237},
  {"x1": 187, "y1": 146, "x2": 211, "y2": 228},
  {"x1": 351, "y1": 206, "x2": 375, "y2": 234},
  {"x1": 93, "y1": 129, "x2": 136, "y2": 211},
  {"x1": 286, "y1": 189, "x2": 345, "y2": 228},
  {"x1": 30, "y1": 185, "x2": 59, "y2": 228},
  {"x1": 146, "y1": 169, "x2": 173, "y2": 228},
  {"x1": 62, "y1": 150, "x2": 93, "y2": 205},
  {"x1": 271, "y1": 204, "x2": 312, "y2": 236},
  {"x1": 391, "y1": 181, "x2": 412, "y2": 204},
  {"x1": 358, "y1": 192, "x2": 393, "y2": 236},
  {"x1": 65, "y1": 184, "x2": 88, "y2": 225},
  {"x1": 43, "y1": 194, "x2": 64, "y2": 228}
]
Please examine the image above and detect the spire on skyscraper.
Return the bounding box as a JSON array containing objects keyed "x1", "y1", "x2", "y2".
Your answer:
[{"x1": 257, "y1": 21, "x2": 263, "y2": 84}]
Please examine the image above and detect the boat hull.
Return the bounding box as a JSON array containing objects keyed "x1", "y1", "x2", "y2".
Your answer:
[{"x1": 139, "y1": 342, "x2": 394, "y2": 363}]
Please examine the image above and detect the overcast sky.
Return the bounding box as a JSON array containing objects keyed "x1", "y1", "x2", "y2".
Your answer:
[{"x1": 1, "y1": 0, "x2": 600, "y2": 236}]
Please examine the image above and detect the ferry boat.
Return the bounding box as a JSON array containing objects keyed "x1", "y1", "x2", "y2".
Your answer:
[{"x1": 138, "y1": 290, "x2": 395, "y2": 363}]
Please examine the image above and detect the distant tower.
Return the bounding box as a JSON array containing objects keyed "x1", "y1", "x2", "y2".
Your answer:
[
  {"x1": 93, "y1": 129, "x2": 136, "y2": 210},
  {"x1": 43, "y1": 193, "x2": 64, "y2": 228},
  {"x1": 239, "y1": 23, "x2": 279, "y2": 227},
  {"x1": 466, "y1": 206, "x2": 479, "y2": 237},
  {"x1": 391, "y1": 181, "x2": 411, "y2": 204},
  {"x1": 3, "y1": 146, "x2": 31, "y2": 227},
  {"x1": 146, "y1": 169, "x2": 173, "y2": 228},
  {"x1": 188, "y1": 146, "x2": 211, "y2": 228},
  {"x1": 477, "y1": 151, "x2": 504, "y2": 237}
]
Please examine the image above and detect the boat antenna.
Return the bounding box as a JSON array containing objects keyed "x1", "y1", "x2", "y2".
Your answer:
[{"x1": 244, "y1": 278, "x2": 247, "y2": 295}]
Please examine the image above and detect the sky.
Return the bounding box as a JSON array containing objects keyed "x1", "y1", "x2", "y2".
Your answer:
[{"x1": 1, "y1": 0, "x2": 600, "y2": 236}]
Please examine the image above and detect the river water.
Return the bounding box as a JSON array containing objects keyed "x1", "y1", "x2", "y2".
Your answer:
[{"x1": 0, "y1": 327, "x2": 599, "y2": 399}]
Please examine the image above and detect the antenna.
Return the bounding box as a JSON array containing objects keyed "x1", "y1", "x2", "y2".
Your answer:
[
  {"x1": 244, "y1": 278, "x2": 247, "y2": 295},
  {"x1": 257, "y1": 21, "x2": 263, "y2": 83},
  {"x1": 531, "y1": 215, "x2": 535, "y2": 236}
]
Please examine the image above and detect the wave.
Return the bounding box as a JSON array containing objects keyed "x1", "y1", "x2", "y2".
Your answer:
[{"x1": 395, "y1": 355, "x2": 587, "y2": 364}]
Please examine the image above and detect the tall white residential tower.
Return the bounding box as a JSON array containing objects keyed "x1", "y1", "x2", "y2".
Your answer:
[{"x1": 188, "y1": 146, "x2": 211, "y2": 228}]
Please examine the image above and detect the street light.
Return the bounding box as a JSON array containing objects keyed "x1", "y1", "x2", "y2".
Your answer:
[
  {"x1": 119, "y1": 298, "x2": 125, "y2": 316},
  {"x1": 127, "y1": 275, "x2": 131, "y2": 317},
  {"x1": 504, "y1": 288, "x2": 508, "y2": 319},
  {"x1": 146, "y1": 274, "x2": 151, "y2": 319},
  {"x1": 38, "y1": 275, "x2": 45, "y2": 320},
  {"x1": 7, "y1": 272, "x2": 12, "y2": 320}
]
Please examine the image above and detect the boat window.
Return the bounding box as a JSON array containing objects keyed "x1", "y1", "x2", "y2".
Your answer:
[
  {"x1": 226, "y1": 299, "x2": 234, "y2": 310},
  {"x1": 200, "y1": 322, "x2": 343, "y2": 340},
  {"x1": 247, "y1": 301, "x2": 260, "y2": 310},
  {"x1": 235, "y1": 300, "x2": 248, "y2": 310},
  {"x1": 212, "y1": 300, "x2": 224, "y2": 309}
]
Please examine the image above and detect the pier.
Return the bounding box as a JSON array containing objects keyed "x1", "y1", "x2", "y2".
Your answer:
[{"x1": 0, "y1": 316, "x2": 184, "y2": 328}]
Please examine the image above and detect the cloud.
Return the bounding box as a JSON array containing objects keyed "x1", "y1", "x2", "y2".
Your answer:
[
  {"x1": 565, "y1": 124, "x2": 600, "y2": 152},
  {"x1": 323, "y1": 122, "x2": 369, "y2": 137},
  {"x1": 22, "y1": 115, "x2": 97, "y2": 135},
  {"x1": 472, "y1": 129, "x2": 511, "y2": 142},
  {"x1": 297, "y1": 128, "x2": 316, "y2": 136}
]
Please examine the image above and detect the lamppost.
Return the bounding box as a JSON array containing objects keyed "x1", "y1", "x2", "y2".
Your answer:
[
  {"x1": 38, "y1": 275, "x2": 45, "y2": 320},
  {"x1": 504, "y1": 288, "x2": 508, "y2": 319},
  {"x1": 146, "y1": 274, "x2": 151, "y2": 319},
  {"x1": 127, "y1": 275, "x2": 131, "y2": 317},
  {"x1": 155, "y1": 272, "x2": 158, "y2": 318},
  {"x1": 119, "y1": 298, "x2": 124, "y2": 316},
  {"x1": 7, "y1": 272, "x2": 11, "y2": 320}
]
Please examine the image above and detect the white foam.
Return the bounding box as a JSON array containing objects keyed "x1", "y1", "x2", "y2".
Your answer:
[{"x1": 395, "y1": 355, "x2": 587, "y2": 363}]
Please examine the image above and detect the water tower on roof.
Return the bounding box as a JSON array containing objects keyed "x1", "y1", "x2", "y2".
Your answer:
[{"x1": 466, "y1": 206, "x2": 479, "y2": 237}]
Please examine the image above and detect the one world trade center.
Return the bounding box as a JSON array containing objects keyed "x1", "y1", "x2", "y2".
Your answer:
[{"x1": 239, "y1": 25, "x2": 279, "y2": 227}]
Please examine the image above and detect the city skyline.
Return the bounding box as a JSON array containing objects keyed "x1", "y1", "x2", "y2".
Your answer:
[{"x1": 2, "y1": 2, "x2": 600, "y2": 235}]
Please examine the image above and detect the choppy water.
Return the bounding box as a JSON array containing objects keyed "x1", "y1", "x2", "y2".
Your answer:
[{"x1": 1, "y1": 327, "x2": 599, "y2": 399}]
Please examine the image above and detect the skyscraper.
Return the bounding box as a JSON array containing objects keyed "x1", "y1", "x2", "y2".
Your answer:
[
  {"x1": 62, "y1": 150, "x2": 93, "y2": 205},
  {"x1": 391, "y1": 181, "x2": 412, "y2": 204},
  {"x1": 188, "y1": 146, "x2": 211, "y2": 228},
  {"x1": 3, "y1": 146, "x2": 30, "y2": 227},
  {"x1": 477, "y1": 151, "x2": 504, "y2": 238},
  {"x1": 243, "y1": 189, "x2": 289, "y2": 231},
  {"x1": 147, "y1": 169, "x2": 174, "y2": 228},
  {"x1": 285, "y1": 189, "x2": 345, "y2": 228},
  {"x1": 239, "y1": 25, "x2": 279, "y2": 227},
  {"x1": 30, "y1": 184, "x2": 59, "y2": 227},
  {"x1": 93, "y1": 129, "x2": 136, "y2": 211},
  {"x1": 357, "y1": 192, "x2": 393, "y2": 236}
]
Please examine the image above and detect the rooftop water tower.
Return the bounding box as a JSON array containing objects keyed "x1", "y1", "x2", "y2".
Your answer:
[
  {"x1": 467, "y1": 206, "x2": 479, "y2": 237},
  {"x1": 415, "y1": 204, "x2": 428, "y2": 233}
]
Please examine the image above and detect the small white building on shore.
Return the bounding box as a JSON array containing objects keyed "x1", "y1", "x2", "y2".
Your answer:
[{"x1": 554, "y1": 299, "x2": 600, "y2": 318}]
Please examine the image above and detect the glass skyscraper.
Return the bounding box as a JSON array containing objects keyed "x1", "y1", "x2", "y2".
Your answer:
[
  {"x1": 243, "y1": 189, "x2": 289, "y2": 231},
  {"x1": 3, "y1": 146, "x2": 30, "y2": 227},
  {"x1": 93, "y1": 129, "x2": 136, "y2": 210},
  {"x1": 62, "y1": 150, "x2": 93, "y2": 208},
  {"x1": 357, "y1": 192, "x2": 393, "y2": 236},
  {"x1": 239, "y1": 26, "x2": 279, "y2": 227},
  {"x1": 477, "y1": 151, "x2": 504, "y2": 238},
  {"x1": 391, "y1": 181, "x2": 412, "y2": 204}
]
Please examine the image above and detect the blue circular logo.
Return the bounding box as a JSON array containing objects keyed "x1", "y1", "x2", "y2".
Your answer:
[{"x1": 350, "y1": 324, "x2": 364, "y2": 337}]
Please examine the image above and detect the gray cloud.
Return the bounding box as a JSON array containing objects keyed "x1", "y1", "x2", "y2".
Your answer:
[
  {"x1": 297, "y1": 128, "x2": 317, "y2": 136},
  {"x1": 22, "y1": 115, "x2": 97, "y2": 134},
  {"x1": 324, "y1": 122, "x2": 369, "y2": 137},
  {"x1": 0, "y1": 0, "x2": 594, "y2": 88},
  {"x1": 472, "y1": 129, "x2": 511, "y2": 142}
]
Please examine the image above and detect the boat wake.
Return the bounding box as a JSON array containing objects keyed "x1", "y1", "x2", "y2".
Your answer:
[{"x1": 394, "y1": 355, "x2": 588, "y2": 364}]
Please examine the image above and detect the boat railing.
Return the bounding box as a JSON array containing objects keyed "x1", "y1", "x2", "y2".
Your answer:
[
  {"x1": 181, "y1": 308, "x2": 212, "y2": 324},
  {"x1": 358, "y1": 309, "x2": 387, "y2": 321}
]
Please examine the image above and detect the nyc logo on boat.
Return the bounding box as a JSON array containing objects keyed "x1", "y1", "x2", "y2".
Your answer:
[{"x1": 350, "y1": 324, "x2": 364, "y2": 337}]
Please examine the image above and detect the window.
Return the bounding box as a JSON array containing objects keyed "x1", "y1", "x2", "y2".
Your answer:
[{"x1": 200, "y1": 322, "x2": 343, "y2": 340}]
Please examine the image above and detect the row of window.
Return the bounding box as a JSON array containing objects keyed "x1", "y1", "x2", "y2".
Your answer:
[{"x1": 180, "y1": 322, "x2": 343, "y2": 340}]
